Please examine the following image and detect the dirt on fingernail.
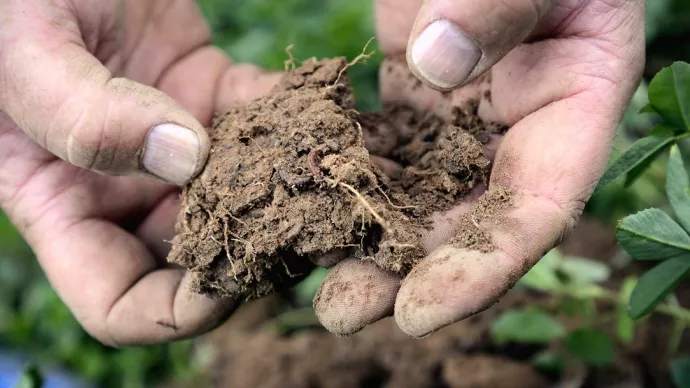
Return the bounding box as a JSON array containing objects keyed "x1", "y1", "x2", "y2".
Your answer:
[{"x1": 167, "y1": 57, "x2": 508, "y2": 300}]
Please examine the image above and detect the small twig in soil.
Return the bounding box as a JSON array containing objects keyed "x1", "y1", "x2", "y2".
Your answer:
[
  {"x1": 284, "y1": 44, "x2": 296, "y2": 71},
  {"x1": 330, "y1": 37, "x2": 376, "y2": 87}
]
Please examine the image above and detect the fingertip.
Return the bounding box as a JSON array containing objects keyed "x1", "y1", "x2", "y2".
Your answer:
[
  {"x1": 309, "y1": 249, "x2": 349, "y2": 268},
  {"x1": 394, "y1": 245, "x2": 514, "y2": 338},
  {"x1": 314, "y1": 259, "x2": 400, "y2": 336},
  {"x1": 104, "y1": 269, "x2": 240, "y2": 346}
]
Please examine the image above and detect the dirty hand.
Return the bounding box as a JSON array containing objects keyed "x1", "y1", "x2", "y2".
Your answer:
[
  {"x1": 0, "y1": 0, "x2": 280, "y2": 345},
  {"x1": 315, "y1": 0, "x2": 645, "y2": 337}
]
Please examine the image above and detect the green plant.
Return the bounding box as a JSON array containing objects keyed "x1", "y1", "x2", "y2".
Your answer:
[
  {"x1": 594, "y1": 62, "x2": 690, "y2": 319},
  {"x1": 492, "y1": 248, "x2": 690, "y2": 375},
  {"x1": 15, "y1": 364, "x2": 43, "y2": 388},
  {"x1": 0, "y1": 212, "x2": 206, "y2": 388}
]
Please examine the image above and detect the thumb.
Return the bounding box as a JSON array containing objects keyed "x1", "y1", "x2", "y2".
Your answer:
[
  {"x1": 0, "y1": 40, "x2": 209, "y2": 186},
  {"x1": 406, "y1": 0, "x2": 555, "y2": 91}
]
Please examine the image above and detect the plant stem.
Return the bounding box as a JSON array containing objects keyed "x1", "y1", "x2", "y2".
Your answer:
[{"x1": 560, "y1": 285, "x2": 690, "y2": 323}]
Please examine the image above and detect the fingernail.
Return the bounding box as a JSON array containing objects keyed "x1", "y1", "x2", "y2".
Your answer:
[
  {"x1": 142, "y1": 123, "x2": 200, "y2": 185},
  {"x1": 410, "y1": 19, "x2": 481, "y2": 90}
]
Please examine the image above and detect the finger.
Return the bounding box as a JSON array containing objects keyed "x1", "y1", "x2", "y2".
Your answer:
[
  {"x1": 406, "y1": 0, "x2": 556, "y2": 90},
  {"x1": 135, "y1": 191, "x2": 181, "y2": 261},
  {"x1": 156, "y1": 47, "x2": 282, "y2": 121},
  {"x1": 358, "y1": 112, "x2": 400, "y2": 157},
  {"x1": 0, "y1": 29, "x2": 209, "y2": 185},
  {"x1": 370, "y1": 155, "x2": 403, "y2": 179},
  {"x1": 312, "y1": 181, "x2": 486, "y2": 336},
  {"x1": 214, "y1": 64, "x2": 284, "y2": 111},
  {"x1": 379, "y1": 57, "x2": 497, "y2": 125},
  {"x1": 28, "y1": 213, "x2": 238, "y2": 346},
  {"x1": 314, "y1": 259, "x2": 401, "y2": 336},
  {"x1": 309, "y1": 250, "x2": 350, "y2": 268}
]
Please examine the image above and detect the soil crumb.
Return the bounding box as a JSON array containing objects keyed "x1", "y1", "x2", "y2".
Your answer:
[
  {"x1": 167, "y1": 57, "x2": 505, "y2": 299},
  {"x1": 449, "y1": 186, "x2": 513, "y2": 253}
]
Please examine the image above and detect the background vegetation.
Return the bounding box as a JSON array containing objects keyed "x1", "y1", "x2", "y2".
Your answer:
[{"x1": 1, "y1": 0, "x2": 689, "y2": 387}]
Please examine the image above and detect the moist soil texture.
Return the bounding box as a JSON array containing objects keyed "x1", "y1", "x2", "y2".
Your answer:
[{"x1": 167, "y1": 57, "x2": 504, "y2": 299}]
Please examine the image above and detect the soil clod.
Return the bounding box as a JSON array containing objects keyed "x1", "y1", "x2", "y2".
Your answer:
[{"x1": 168, "y1": 57, "x2": 504, "y2": 300}]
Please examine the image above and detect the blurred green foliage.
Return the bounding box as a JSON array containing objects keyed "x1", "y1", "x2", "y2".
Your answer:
[
  {"x1": 1, "y1": 0, "x2": 690, "y2": 386},
  {"x1": 0, "y1": 212, "x2": 203, "y2": 388},
  {"x1": 199, "y1": 0, "x2": 381, "y2": 111}
]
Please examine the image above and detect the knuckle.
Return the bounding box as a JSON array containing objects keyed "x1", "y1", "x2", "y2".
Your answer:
[{"x1": 62, "y1": 97, "x2": 121, "y2": 172}]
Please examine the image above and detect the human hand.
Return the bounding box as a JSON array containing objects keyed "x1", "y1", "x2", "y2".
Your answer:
[
  {"x1": 315, "y1": 0, "x2": 645, "y2": 337},
  {"x1": 0, "y1": 0, "x2": 280, "y2": 346}
]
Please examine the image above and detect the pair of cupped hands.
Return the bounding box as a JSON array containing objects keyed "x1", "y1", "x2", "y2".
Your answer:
[{"x1": 0, "y1": 0, "x2": 644, "y2": 346}]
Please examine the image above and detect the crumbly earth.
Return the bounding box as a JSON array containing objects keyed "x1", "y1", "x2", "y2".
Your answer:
[{"x1": 167, "y1": 57, "x2": 503, "y2": 299}]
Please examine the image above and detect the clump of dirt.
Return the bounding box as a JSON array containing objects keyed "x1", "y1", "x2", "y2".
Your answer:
[
  {"x1": 449, "y1": 186, "x2": 513, "y2": 253},
  {"x1": 167, "y1": 57, "x2": 501, "y2": 299}
]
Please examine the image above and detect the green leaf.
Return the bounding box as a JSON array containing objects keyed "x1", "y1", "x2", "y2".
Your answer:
[
  {"x1": 517, "y1": 249, "x2": 563, "y2": 291},
  {"x1": 639, "y1": 103, "x2": 657, "y2": 114},
  {"x1": 617, "y1": 277, "x2": 637, "y2": 344},
  {"x1": 15, "y1": 364, "x2": 43, "y2": 388},
  {"x1": 559, "y1": 257, "x2": 611, "y2": 285},
  {"x1": 629, "y1": 255, "x2": 690, "y2": 319},
  {"x1": 624, "y1": 125, "x2": 678, "y2": 187},
  {"x1": 594, "y1": 135, "x2": 675, "y2": 193},
  {"x1": 671, "y1": 357, "x2": 690, "y2": 388},
  {"x1": 294, "y1": 267, "x2": 329, "y2": 306},
  {"x1": 616, "y1": 208, "x2": 690, "y2": 260},
  {"x1": 668, "y1": 145, "x2": 690, "y2": 231},
  {"x1": 649, "y1": 123, "x2": 682, "y2": 137},
  {"x1": 531, "y1": 351, "x2": 567, "y2": 373},
  {"x1": 648, "y1": 62, "x2": 690, "y2": 131},
  {"x1": 624, "y1": 155, "x2": 656, "y2": 187},
  {"x1": 668, "y1": 315, "x2": 686, "y2": 356},
  {"x1": 566, "y1": 328, "x2": 616, "y2": 367},
  {"x1": 270, "y1": 307, "x2": 321, "y2": 335},
  {"x1": 490, "y1": 308, "x2": 565, "y2": 344},
  {"x1": 558, "y1": 296, "x2": 596, "y2": 318}
]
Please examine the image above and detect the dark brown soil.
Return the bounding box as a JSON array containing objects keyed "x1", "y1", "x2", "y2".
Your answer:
[{"x1": 167, "y1": 57, "x2": 502, "y2": 300}]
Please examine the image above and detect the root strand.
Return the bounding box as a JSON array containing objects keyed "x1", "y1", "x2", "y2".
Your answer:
[{"x1": 330, "y1": 37, "x2": 375, "y2": 87}]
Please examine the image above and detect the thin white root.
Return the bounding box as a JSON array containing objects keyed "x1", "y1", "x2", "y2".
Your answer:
[
  {"x1": 330, "y1": 37, "x2": 376, "y2": 87},
  {"x1": 330, "y1": 179, "x2": 389, "y2": 231},
  {"x1": 376, "y1": 186, "x2": 418, "y2": 210}
]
